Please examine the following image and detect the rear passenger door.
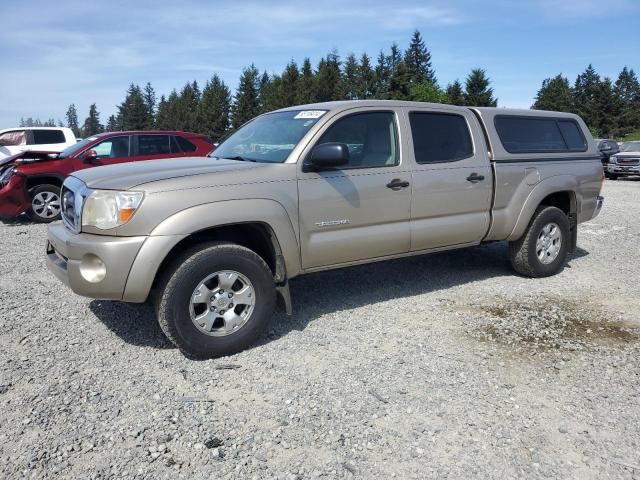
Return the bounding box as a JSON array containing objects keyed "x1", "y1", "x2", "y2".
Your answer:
[
  {"x1": 406, "y1": 107, "x2": 492, "y2": 251},
  {"x1": 133, "y1": 134, "x2": 179, "y2": 161}
]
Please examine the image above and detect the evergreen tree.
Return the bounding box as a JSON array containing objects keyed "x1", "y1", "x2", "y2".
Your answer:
[
  {"x1": 143, "y1": 82, "x2": 157, "y2": 129},
  {"x1": 409, "y1": 82, "x2": 448, "y2": 103},
  {"x1": 199, "y1": 74, "x2": 231, "y2": 141},
  {"x1": 43, "y1": 119, "x2": 56, "y2": 127},
  {"x1": 118, "y1": 84, "x2": 150, "y2": 130},
  {"x1": 315, "y1": 50, "x2": 343, "y2": 102},
  {"x1": 296, "y1": 58, "x2": 316, "y2": 104},
  {"x1": 532, "y1": 74, "x2": 574, "y2": 112},
  {"x1": 232, "y1": 65, "x2": 260, "y2": 129},
  {"x1": 373, "y1": 50, "x2": 391, "y2": 99},
  {"x1": 356, "y1": 53, "x2": 375, "y2": 99},
  {"x1": 175, "y1": 81, "x2": 201, "y2": 132},
  {"x1": 573, "y1": 65, "x2": 601, "y2": 128},
  {"x1": 281, "y1": 60, "x2": 300, "y2": 107},
  {"x1": 258, "y1": 72, "x2": 286, "y2": 112},
  {"x1": 65, "y1": 104, "x2": 80, "y2": 137},
  {"x1": 388, "y1": 59, "x2": 410, "y2": 100},
  {"x1": 82, "y1": 103, "x2": 103, "y2": 136},
  {"x1": 343, "y1": 53, "x2": 360, "y2": 100},
  {"x1": 464, "y1": 69, "x2": 497, "y2": 106},
  {"x1": 105, "y1": 114, "x2": 119, "y2": 132},
  {"x1": 592, "y1": 78, "x2": 618, "y2": 137},
  {"x1": 445, "y1": 80, "x2": 465, "y2": 106},
  {"x1": 155, "y1": 92, "x2": 180, "y2": 130},
  {"x1": 404, "y1": 30, "x2": 436, "y2": 86},
  {"x1": 614, "y1": 67, "x2": 640, "y2": 135}
]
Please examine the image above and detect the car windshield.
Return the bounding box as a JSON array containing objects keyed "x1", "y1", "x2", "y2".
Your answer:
[
  {"x1": 210, "y1": 110, "x2": 327, "y2": 163},
  {"x1": 57, "y1": 136, "x2": 98, "y2": 158},
  {"x1": 619, "y1": 141, "x2": 640, "y2": 153}
]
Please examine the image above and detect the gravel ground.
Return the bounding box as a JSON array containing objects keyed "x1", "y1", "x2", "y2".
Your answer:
[{"x1": 1, "y1": 179, "x2": 639, "y2": 479}]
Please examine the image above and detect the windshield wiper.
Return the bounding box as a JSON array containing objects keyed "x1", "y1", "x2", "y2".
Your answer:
[{"x1": 222, "y1": 155, "x2": 257, "y2": 162}]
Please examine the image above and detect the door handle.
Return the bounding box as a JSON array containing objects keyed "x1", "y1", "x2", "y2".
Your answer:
[
  {"x1": 466, "y1": 173, "x2": 485, "y2": 183},
  {"x1": 386, "y1": 179, "x2": 410, "y2": 190}
]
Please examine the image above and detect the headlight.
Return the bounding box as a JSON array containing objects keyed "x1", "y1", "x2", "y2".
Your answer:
[
  {"x1": 609, "y1": 156, "x2": 617, "y2": 164},
  {"x1": 0, "y1": 166, "x2": 15, "y2": 186},
  {"x1": 82, "y1": 190, "x2": 144, "y2": 230}
]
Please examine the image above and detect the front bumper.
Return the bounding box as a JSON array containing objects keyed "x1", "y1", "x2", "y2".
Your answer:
[
  {"x1": 46, "y1": 222, "x2": 147, "y2": 300},
  {"x1": 0, "y1": 174, "x2": 30, "y2": 217},
  {"x1": 608, "y1": 164, "x2": 640, "y2": 175}
]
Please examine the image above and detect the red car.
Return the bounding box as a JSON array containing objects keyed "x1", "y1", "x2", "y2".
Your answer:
[{"x1": 0, "y1": 131, "x2": 214, "y2": 222}]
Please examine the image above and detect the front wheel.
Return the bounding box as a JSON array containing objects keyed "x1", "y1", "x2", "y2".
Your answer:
[
  {"x1": 26, "y1": 184, "x2": 62, "y2": 222},
  {"x1": 156, "y1": 242, "x2": 276, "y2": 359},
  {"x1": 508, "y1": 206, "x2": 570, "y2": 278}
]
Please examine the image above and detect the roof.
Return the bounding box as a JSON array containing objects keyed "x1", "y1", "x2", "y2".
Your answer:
[{"x1": 93, "y1": 130, "x2": 207, "y2": 137}]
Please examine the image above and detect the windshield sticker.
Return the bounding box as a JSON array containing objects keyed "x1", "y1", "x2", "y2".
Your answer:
[{"x1": 294, "y1": 110, "x2": 326, "y2": 120}]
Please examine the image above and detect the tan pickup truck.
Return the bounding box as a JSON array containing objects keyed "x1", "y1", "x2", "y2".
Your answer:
[{"x1": 46, "y1": 101, "x2": 604, "y2": 358}]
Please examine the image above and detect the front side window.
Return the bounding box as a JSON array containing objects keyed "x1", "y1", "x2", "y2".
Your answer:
[
  {"x1": 0, "y1": 130, "x2": 26, "y2": 146},
  {"x1": 315, "y1": 112, "x2": 398, "y2": 168},
  {"x1": 138, "y1": 135, "x2": 171, "y2": 155},
  {"x1": 409, "y1": 112, "x2": 473, "y2": 164},
  {"x1": 92, "y1": 136, "x2": 130, "y2": 159},
  {"x1": 32, "y1": 129, "x2": 66, "y2": 145},
  {"x1": 212, "y1": 110, "x2": 327, "y2": 163}
]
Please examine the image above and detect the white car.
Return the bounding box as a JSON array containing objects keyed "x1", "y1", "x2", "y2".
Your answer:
[{"x1": 0, "y1": 127, "x2": 77, "y2": 159}]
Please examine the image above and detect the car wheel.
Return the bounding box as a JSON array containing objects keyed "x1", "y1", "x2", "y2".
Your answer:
[
  {"x1": 156, "y1": 242, "x2": 276, "y2": 359},
  {"x1": 508, "y1": 206, "x2": 570, "y2": 278},
  {"x1": 26, "y1": 184, "x2": 62, "y2": 222}
]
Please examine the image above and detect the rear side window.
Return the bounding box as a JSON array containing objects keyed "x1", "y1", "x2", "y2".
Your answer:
[
  {"x1": 138, "y1": 135, "x2": 171, "y2": 155},
  {"x1": 175, "y1": 136, "x2": 197, "y2": 153},
  {"x1": 32, "y1": 129, "x2": 66, "y2": 145},
  {"x1": 409, "y1": 112, "x2": 473, "y2": 163},
  {"x1": 495, "y1": 116, "x2": 587, "y2": 153},
  {"x1": 0, "y1": 130, "x2": 26, "y2": 146}
]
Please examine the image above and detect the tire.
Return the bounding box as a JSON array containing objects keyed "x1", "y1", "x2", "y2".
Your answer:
[
  {"x1": 609, "y1": 174, "x2": 619, "y2": 180},
  {"x1": 508, "y1": 206, "x2": 570, "y2": 278},
  {"x1": 26, "y1": 184, "x2": 62, "y2": 223},
  {"x1": 156, "y1": 242, "x2": 276, "y2": 359}
]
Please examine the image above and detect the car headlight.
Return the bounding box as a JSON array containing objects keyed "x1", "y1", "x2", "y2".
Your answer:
[
  {"x1": 82, "y1": 190, "x2": 144, "y2": 230},
  {"x1": 609, "y1": 156, "x2": 617, "y2": 164},
  {"x1": 0, "y1": 166, "x2": 15, "y2": 186}
]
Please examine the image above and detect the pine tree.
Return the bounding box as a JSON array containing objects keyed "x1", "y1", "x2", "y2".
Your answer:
[
  {"x1": 532, "y1": 74, "x2": 573, "y2": 112},
  {"x1": 281, "y1": 60, "x2": 300, "y2": 107},
  {"x1": 105, "y1": 115, "x2": 119, "y2": 132},
  {"x1": 409, "y1": 82, "x2": 448, "y2": 103},
  {"x1": 388, "y1": 59, "x2": 410, "y2": 100},
  {"x1": 118, "y1": 84, "x2": 150, "y2": 130},
  {"x1": 464, "y1": 69, "x2": 497, "y2": 107},
  {"x1": 573, "y1": 65, "x2": 601, "y2": 128},
  {"x1": 356, "y1": 53, "x2": 375, "y2": 99},
  {"x1": 43, "y1": 119, "x2": 56, "y2": 127},
  {"x1": 315, "y1": 50, "x2": 343, "y2": 102},
  {"x1": 66, "y1": 104, "x2": 80, "y2": 137},
  {"x1": 404, "y1": 30, "x2": 436, "y2": 86},
  {"x1": 343, "y1": 53, "x2": 360, "y2": 100},
  {"x1": 614, "y1": 67, "x2": 640, "y2": 135},
  {"x1": 155, "y1": 92, "x2": 180, "y2": 130},
  {"x1": 232, "y1": 65, "x2": 260, "y2": 129},
  {"x1": 143, "y1": 82, "x2": 157, "y2": 129},
  {"x1": 175, "y1": 81, "x2": 201, "y2": 132},
  {"x1": 296, "y1": 58, "x2": 316, "y2": 104},
  {"x1": 82, "y1": 103, "x2": 103, "y2": 136},
  {"x1": 199, "y1": 74, "x2": 231, "y2": 141},
  {"x1": 373, "y1": 50, "x2": 391, "y2": 99},
  {"x1": 445, "y1": 80, "x2": 465, "y2": 106},
  {"x1": 592, "y1": 78, "x2": 618, "y2": 137}
]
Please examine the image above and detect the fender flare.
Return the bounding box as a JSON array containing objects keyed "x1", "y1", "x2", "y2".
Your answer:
[
  {"x1": 122, "y1": 198, "x2": 301, "y2": 302},
  {"x1": 508, "y1": 175, "x2": 579, "y2": 241}
]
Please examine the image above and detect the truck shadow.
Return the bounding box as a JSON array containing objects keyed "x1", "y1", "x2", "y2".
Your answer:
[{"x1": 89, "y1": 241, "x2": 590, "y2": 353}]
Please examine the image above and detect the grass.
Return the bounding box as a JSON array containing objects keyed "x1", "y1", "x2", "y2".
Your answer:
[{"x1": 617, "y1": 128, "x2": 640, "y2": 142}]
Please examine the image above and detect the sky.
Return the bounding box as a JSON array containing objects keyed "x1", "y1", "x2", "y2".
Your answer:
[{"x1": 1, "y1": 0, "x2": 639, "y2": 129}]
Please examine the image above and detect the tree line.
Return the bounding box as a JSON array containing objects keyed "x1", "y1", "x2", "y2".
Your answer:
[
  {"x1": 60, "y1": 31, "x2": 497, "y2": 140},
  {"x1": 533, "y1": 65, "x2": 640, "y2": 138}
]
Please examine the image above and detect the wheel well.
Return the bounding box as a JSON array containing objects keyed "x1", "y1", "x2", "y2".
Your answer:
[
  {"x1": 25, "y1": 176, "x2": 63, "y2": 191},
  {"x1": 152, "y1": 223, "x2": 285, "y2": 290},
  {"x1": 539, "y1": 191, "x2": 575, "y2": 215}
]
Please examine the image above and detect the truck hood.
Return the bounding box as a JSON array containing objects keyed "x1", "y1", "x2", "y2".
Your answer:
[
  {"x1": 0, "y1": 150, "x2": 58, "y2": 168},
  {"x1": 71, "y1": 157, "x2": 277, "y2": 191}
]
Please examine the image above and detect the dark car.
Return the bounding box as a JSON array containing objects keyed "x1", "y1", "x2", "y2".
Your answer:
[
  {"x1": 0, "y1": 131, "x2": 214, "y2": 222},
  {"x1": 594, "y1": 138, "x2": 619, "y2": 175}
]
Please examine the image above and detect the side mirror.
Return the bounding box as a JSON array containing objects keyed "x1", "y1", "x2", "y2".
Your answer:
[
  {"x1": 305, "y1": 143, "x2": 349, "y2": 171},
  {"x1": 83, "y1": 150, "x2": 98, "y2": 163}
]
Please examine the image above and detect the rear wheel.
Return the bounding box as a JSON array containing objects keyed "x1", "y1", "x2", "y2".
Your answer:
[
  {"x1": 26, "y1": 184, "x2": 61, "y2": 222},
  {"x1": 508, "y1": 206, "x2": 570, "y2": 278},
  {"x1": 156, "y1": 242, "x2": 276, "y2": 359}
]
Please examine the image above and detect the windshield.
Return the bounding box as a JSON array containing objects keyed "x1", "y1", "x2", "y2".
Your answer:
[
  {"x1": 57, "y1": 136, "x2": 98, "y2": 158},
  {"x1": 211, "y1": 110, "x2": 327, "y2": 163},
  {"x1": 619, "y1": 141, "x2": 640, "y2": 153}
]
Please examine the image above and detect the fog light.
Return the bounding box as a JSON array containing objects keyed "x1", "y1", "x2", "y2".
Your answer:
[{"x1": 79, "y1": 254, "x2": 106, "y2": 283}]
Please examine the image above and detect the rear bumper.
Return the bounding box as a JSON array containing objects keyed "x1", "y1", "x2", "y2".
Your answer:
[
  {"x1": 0, "y1": 175, "x2": 30, "y2": 217},
  {"x1": 46, "y1": 222, "x2": 147, "y2": 300},
  {"x1": 591, "y1": 196, "x2": 604, "y2": 219}
]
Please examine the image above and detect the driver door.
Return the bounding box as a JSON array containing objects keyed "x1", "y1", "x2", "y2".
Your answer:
[{"x1": 75, "y1": 135, "x2": 132, "y2": 170}]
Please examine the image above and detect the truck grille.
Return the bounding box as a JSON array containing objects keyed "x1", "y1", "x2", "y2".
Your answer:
[
  {"x1": 618, "y1": 158, "x2": 639, "y2": 165},
  {"x1": 60, "y1": 176, "x2": 88, "y2": 233}
]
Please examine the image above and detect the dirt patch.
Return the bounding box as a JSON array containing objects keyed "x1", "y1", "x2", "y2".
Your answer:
[{"x1": 470, "y1": 297, "x2": 639, "y2": 351}]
